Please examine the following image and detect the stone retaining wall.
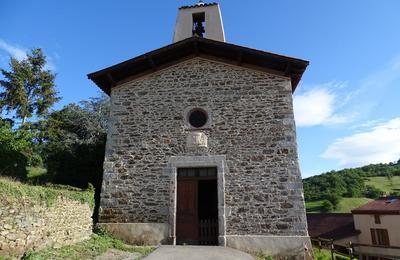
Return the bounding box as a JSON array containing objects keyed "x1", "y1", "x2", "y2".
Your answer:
[{"x1": 0, "y1": 196, "x2": 92, "y2": 257}]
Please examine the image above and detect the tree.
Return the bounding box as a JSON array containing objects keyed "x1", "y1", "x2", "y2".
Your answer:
[
  {"x1": 364, "y1": 185, "x2": 383, "y2": 199},
  {"x1": 0, "y1": 118, "x2": 32, "y2": 179},
  {"x1": 0, "y1": 48, "x2": 60, "y2": 124},
  {"x1": 40, "y1": 95, "x2": 109, "y2": 222},
  {"x1": 386, "y1": 172, "x2": 393, "y2": 187},
  {"x1": 321, "y1": 200, "x2": 334, "y2": 213},
  {"x1": 322, "y1": 193, "x2": 340, "y2": 209}
]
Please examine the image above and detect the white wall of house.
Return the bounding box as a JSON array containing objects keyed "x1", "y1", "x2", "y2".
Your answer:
[
  {"x1": 353, "y1": 214, "x2": 400, "y2": 246},
  {"x1": 353, "y1": 214, "x2": 400, "y2": 258}
]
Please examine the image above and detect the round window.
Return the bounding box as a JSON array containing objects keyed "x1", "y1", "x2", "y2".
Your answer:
[{"x1": 188, "y1": 109, "x2": 208, "y2": 128}]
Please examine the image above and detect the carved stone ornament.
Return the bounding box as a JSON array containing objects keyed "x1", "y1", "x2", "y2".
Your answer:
[{"x1": 186, "y1": 131, "x2": 208, "y2": 148}]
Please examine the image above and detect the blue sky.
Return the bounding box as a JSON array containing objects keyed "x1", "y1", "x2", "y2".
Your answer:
[{"x1": 1, "y1": 1, "x2": 400, "y2": 178}]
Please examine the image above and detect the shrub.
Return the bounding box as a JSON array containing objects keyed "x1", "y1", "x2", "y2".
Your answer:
[
  {"x1": 322, "y1": 193, "x2": 340, "y2": 209},
  {"x1": 321, "y1": 200, "x2": 334, "y2": 212},
  {"x1": 364, "y1": 185, "x2": 384, "y2": 199}
]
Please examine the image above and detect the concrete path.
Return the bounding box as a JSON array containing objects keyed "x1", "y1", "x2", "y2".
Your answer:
[
  {"x1": 95, "y1": 249, "x2": 142, "y2": 260},
  {"x1": 143, "y1": 246, "x2": 255, "y2": 260}
]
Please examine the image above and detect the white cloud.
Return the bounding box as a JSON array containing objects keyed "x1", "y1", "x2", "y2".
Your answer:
[
  {"x1": 0, "y1": 39, "x2": 27, "y2": 60},
  {"x1": 294, "y1": 55, "x2": 400, "y2": 129},
  {"x1": 322, "y1": 117, "x2": 400, "y2": 167},
  {"x1": 0, "y1": 39, "x2": 56, "y2": 71},
  {"x1": 349, "y1": 119, "x2": 384, "y2": 130},
  {"x1": 44, "y1": 55, "x2": 56, "y2": 71},
  {"x1": 293, "y1": 83, "x2": 350, "y2": 127}
]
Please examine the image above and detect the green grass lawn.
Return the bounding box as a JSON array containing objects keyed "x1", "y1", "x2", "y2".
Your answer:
[
  {"x1": 365, "y1": 176, "x2": 400, "y2": 194},
  {"x1": 306, "y1": 197, "x2": 372, "y2": 213}
]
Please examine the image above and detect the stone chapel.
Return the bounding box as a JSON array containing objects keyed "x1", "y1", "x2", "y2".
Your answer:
[{"x1": 88, "y1": 2, "x2": 310, "y2": 257}]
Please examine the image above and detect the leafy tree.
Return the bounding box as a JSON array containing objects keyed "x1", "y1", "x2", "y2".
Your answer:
[
  {"x1": 0, "y1": 118, "x2": 32, "y2": 179},
  {"x1": 386, "y1": 172, "x2": 393, "y2": 186},
  {"x1": 321, "y1": 200, "x2": 334, "y2": 213},
  {"x1": 321, "y1": 193, "x2": 340, "y2": 209},
  {"x1": 39, "y1": 95, "x2": 109, "y2": 222},
  {"x1": 364, "y1": 185, "x2": 383, "y2": 199},
  {"x1": 0, "y1": 48, "x2": 60, "y2": 124},
  {"x1": 41, "y1": 95, "x2": 109, "y2": 184}
]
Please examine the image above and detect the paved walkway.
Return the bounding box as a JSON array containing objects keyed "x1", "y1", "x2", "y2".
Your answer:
[
  {"x1": 143, "y1": 246, "x2": 255, "y2": 260},
  {"x1": 95, "y1": 249, "x2": 142, "y2": 260}
]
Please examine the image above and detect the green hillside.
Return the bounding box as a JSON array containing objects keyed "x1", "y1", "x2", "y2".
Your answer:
[
  {"x1": 304, "y1": 160, "x2": 400, "y2": 213},
  {"x1": 306, "y1": 197, "x2": 373, "y2": 213},
  {"x1": 365, "y1": 176, "x2": 400, "y2": 194}
]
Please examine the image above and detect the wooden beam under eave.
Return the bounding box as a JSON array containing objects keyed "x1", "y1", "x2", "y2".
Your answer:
[
  {"x1": 237, "y1": 51, "x2": 243, "y2": 65},
  {"x1": 146, "y1": 55, "x2": 157, "y2": 71},
  {"x1": 106, "y1": 73, "x2": 116, "y2": 87},
  {"x1": 284, "y1": 62, "x2": 292, "y2": 77},
  {"x1": 193, "y1": 41, "x2": 199, "y2": 56}
]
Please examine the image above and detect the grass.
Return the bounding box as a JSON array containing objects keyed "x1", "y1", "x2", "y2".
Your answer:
[
  {"x1": 306, "y1": 197, "x2": 372, "y2": 213},
  {"x1": 0, "y1": 176, "x2": 94, "y2": 209},
  {"x1": 256, "y1": 253, "x2": 273, "y2": 260},
  {"x1": 313, "y1": 248, "x2": 351, "y2": 260},
  {"x1": 255, "y1": 248, "x2": 345, "y2": 260},
  {"x1": 26, "y1": 166, "x2": 48, "y2": 179},
  {"x1": 365, "y1": 176, "x2": 400, "y2": 194},
  {"x1": 23, "y1": 228, "x2": 155, "y2": 260},
  {"x1": 313, "y1": 248, "x2": 331, "y2": 260}
]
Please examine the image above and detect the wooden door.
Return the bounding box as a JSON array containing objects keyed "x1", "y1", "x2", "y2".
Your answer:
[{"x1": 176, "y1": 179, "x2": 198, "y2": 244}]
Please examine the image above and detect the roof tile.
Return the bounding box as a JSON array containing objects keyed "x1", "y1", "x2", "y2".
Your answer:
[{"x1": 352, "y1": 197, "x2": 400, "y2": 214}]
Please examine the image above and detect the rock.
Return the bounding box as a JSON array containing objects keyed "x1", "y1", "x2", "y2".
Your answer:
[
  {"x1": 0, "y1": 230, "x2": 9, "y2": 236},
  {"x1": 3, "y1": 224, "x2": 12, "y2": 230}
]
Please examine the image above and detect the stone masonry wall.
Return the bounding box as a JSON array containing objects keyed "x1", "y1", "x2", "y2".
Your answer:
[
  {"x1": 0, "y1": 197, "x2": 92, "y2": 256},
  {"x1": 100, "y1": 57, "x2": 308, "y2": 236}
]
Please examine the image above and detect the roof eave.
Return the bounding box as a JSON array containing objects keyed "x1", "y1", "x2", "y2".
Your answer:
[
  {"x1": 87, "y1": 37, "x2": 309, "y2": 96},
  {"x1": 351, "y1": 210, "x2": 400, "y2": 215}
]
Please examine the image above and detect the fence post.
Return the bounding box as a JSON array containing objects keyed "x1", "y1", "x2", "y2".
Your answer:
[
  {"x1": 330, "y1": 239, "x2": 334, "y2": 260},
  {"x1": 348, "y1": 241, "x2": 354, "y2": 259}
]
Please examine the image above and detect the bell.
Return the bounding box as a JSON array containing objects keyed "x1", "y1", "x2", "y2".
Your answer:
[{"x1": 193, "y1": 20, "x2": 205, "y2": 38}]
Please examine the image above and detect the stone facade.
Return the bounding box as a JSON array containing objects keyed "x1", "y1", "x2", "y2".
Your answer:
[
  {"x1": 99, "y1": 57, "x2": 309, "y2": 256},
  {"x1": 0, "y1": 197, "x2": 92, "y2": 257}
]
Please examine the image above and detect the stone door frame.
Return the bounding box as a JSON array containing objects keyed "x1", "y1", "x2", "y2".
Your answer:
[{"x1": 166, "y1": 155, "x2": 227, "y2": 246}]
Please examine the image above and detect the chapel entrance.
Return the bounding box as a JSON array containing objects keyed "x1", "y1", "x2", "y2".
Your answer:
[{"x1": 176, "y1": 167, "x2": 218, "y2": 245}]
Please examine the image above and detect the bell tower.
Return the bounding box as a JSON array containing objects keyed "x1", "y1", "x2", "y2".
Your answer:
[{"x1": 173, "y1": 1, "x2": 225, "y2": 43}]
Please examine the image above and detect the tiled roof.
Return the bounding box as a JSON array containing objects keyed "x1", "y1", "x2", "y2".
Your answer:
[
  {"x1": 179, "y1": 2, "x2": 218, "y2": 9},
  {"x1": 352, "y1": 197, "x2": 400, "y2": 215},
  {"x1": 307, "y1": 213, "x2": 359, "y2": 240}
]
